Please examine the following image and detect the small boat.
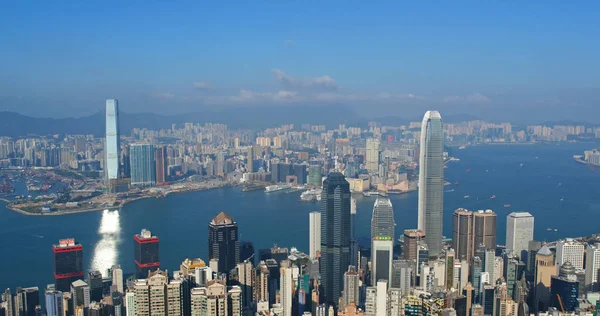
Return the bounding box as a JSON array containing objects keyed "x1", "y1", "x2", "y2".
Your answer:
[
  {"x1": 455, "y1": 181, "x2": 460, "y2": 185},
  {"x1": 490, "y1": 195, "x2": 496, "y2": 199},
  {"x1": 520, "y1": 163, "x2": 524, "y2": 167},
  {"x1": 547, "y1": 228, "x2": 553, "y2": 232},
  {"x1": 465, "y1": 168, "x2": 471, "y2": 172},
  {"x1": 504, "y1": 204, "x2": 511, "y2": 208},
  {"x1": 464, "y1": 195, "x2": 470, "y2": 199},
  {"x1": 445, "y1": 189, "x2": 455, "y2": 193},
  {"x1": 554, "y1": 229, "x2": 558, "y2": 232}
]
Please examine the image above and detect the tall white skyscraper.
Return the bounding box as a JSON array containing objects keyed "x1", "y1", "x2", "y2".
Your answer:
[
  {"x1": 418, "y1": 110, "x2": 444, "y2": 258},
  {"x1": 366, "y1": 138, "x2": 380, "y2": 172},
  {"x1": 375, "y1": 280, "x2": 387, "y2": 316},
  {"x1": 309, "y1": 211, "x2": 321, "y2": 259},
  {"x1": 556, "y1": 239, "x2": 585, "y2": 270},
  {"x1": 371, "y1": 198, "x2": 395, "y2": 284},
  {"x1": 343, "y1": 266, "x2": 360, "y2": 308},
  {"x1": 585, "y1": 244, "x2": 600, "y2": 288},
  {"x1": 111, "y1": 264, "x2": 123, "y2": 293},
  {"x1": 105, "y1": 99, "x2": 120, "y2": 182},
  {"x1": 280, "y1": 261, "x2": 297, "y2": 316},
  {"x1": 505, "y1": 212, "x2": 534, "y2": 258}
]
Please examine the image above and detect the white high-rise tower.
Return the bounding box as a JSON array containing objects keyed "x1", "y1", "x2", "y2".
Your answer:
[
  {"x1": 417, "y1": 110, "x2": 444, "y2": 257},
  {"x1": 105, "y1": 99, "x2": 120, "y2": 182},
  {"x1": 371, "y1": 198, "x2": 395, "y2": 284},
  {"x1": 309, "y1": 211, "x2": 321, "y2": 259}
]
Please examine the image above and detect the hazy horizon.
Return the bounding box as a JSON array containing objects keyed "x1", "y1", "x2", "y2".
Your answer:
[{"x1": 1, "y1": 2, "x2": 598, "y2": 122}]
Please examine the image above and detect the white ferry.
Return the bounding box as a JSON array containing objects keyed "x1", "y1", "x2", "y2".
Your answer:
[{"x1": 265, "y1": 184, "x2": 292, "y2": 193}]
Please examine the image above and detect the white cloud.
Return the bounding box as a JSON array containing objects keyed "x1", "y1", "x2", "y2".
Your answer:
[
  {"x1": 444, "y1": 93, "x2": 491, "y2": 104},
  {"x1": 193, "y1": 81, "x2": 210, "y2": 90},
  {"x1": 151, "y1": 92, "x2": 176, "y2": 100},
  {"x1": 271, "y1": 69, "x2": 338, "y2": 91}
]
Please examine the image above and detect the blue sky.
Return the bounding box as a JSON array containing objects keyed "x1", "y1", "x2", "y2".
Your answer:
[{"x1": 0, "y1": 1, "x2": 599, "y2": 121}]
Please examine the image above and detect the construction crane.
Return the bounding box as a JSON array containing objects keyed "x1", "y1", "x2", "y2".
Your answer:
[{"x1": 556, "y1": 294, "x2": 565, "y2": 313}]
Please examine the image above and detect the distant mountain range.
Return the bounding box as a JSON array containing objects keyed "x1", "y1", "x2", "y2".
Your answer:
[{"x1": 0, "y1": 106, "x2": 485, "y2": 137}]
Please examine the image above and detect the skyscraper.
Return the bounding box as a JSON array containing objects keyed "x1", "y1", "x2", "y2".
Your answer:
[
  {"x1": 134, "y1": 229, "x2": 160, "y2": 278},
  {"x1": 309, "y1": 211, "x2": 321, "y2": 259},
  {"x1": 208, "y1": 212, "x2": 240, "y2": 274},
  {"x1": 247, "y1": 147, "x2": 254, "y2": 173},
  {"x1": 585, "y1": 243, "x2": 600, "y2": 290},
  {"x1": 403, "y1": 229, "x2": 426, "y2": 261},
  {"x1": 154, "y1": 146, "x2": 167, "y2": 184},
  {"x1": 452, "y1": 208, "x2": 473, "y2": 262},
  {"x1": 129, "y1": 143, "x2": 156, "y2": 187},
  {"x1": 365, "y1": 138, "x2": 380, "y2": 172},
  {"x1": 105, "y1": 99, "x2": 120, "y2": 185},
  {"x1": 473, "y1": 209, "x2": 497, "y2": 250},
  {"x1": 52, "y1": 238, "x2": 84, "y2": 292},
  {"x1": 506, "y1": 212, "x2": 534, "y2": 258},
  {"x1": 87, "y1": 270, "x2": 103, "y2": 302},
  {"x1": 534, "y1": 245, "x2": 555, "y2": 313},
  {"x1": 551, "y1": 262, "x2": 579, "y2": 312},
  {"x1": 320, "y1": 172, "x2": 351, "y2": 308},
  {"x1": 343, "y1": 266, "x2": 360, "y2": 308},
  {"x1": 417, "y1": 110, "x2": 444, "y2": 258},
  {"x1": 44, "y1": 290, "x2": 63, "y2": 316},
  {"x1": 556, "y1": 239, "x2": 585, "y2": 270},
  {"x1": 371, "y1": 198, "x2": 395, "y2": 284}
]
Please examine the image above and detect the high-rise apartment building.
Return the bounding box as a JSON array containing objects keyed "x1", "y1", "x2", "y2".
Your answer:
[
  {"x1": 208, "y1": 212, "x2": 240, "y2": 274},
  {"x1": 134, "y1": 229, "x2": 160, "y2": 278},
  {"x1": 112, "y1": 264, "x2": 124, "y2": 293},
  {"x1": 391, "y1": 260, "x2": 412, "y2": 295},
  {"x1": 418, "y1": 110, "x2": 444, "y2": 258},
  {"x1": 320, "y1": 172, "x2": 351, "y2": 308},
  {"x1": 154, "y1": 146, "x2": 167, "y2": 184},
  {"x1": 133, "y1": 269, "x2": 182, "y2": 316},
  {"x1": 365, "y1": 138, "x2": 380, "y2": 172},
  {"x1": 556, "y1": 239, "x2": 585, "y2": 270},
  {"x1": 371, "y1": 198, "x2": 395, "y2": 284},
  {"x1": 53, "y1": 238, "x2": 84, "y2": 292},
  {"x1": 236, "y1": 261, "x2": 254, "y2": 314},
  {"x1": 506, "y1": 212, "x2": 534, "y2": 258},
  {"x1": 71, "y1": 280, "x2": 90, "y2": 309},
  {"x1": 14, "y1": 287, "x2": 40, "y2": 316},
  {"x1": 280, "y1": 261, "x2": 297, "y2": 316},
  {"x1": 105, "y1": 99, "x2": 120, "y2": 185},
  {"x1": 309, "y1": 211, "x2": 321, "y2": 259},
  {"x1": 129, "y1": 143, "x2": 156, "y2": 187},
  {"x1": 585, "y1": 244, "x2": 600, "y2": 289},
  {"x1": 190, "y1": 281, "x2": 241, "y2": 316}
]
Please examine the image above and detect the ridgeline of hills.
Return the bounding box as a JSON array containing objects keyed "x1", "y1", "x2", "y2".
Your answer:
[{"x1": 0, "y1": 105, "x2": 482, "y2": 138}]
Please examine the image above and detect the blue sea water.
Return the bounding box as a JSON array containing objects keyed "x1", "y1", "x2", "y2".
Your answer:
[{"x1": 0, "y1": 143, "x2": 598, "y2": 291}]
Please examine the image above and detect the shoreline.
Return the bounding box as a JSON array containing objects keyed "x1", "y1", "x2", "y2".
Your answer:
[{"x1": 2, "y1": 182, "x2": 234, "y2": 216}]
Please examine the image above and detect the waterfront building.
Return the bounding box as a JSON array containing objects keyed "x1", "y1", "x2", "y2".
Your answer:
[
  {"x1": 551, "y1": 262, "x2": 579, "y2": 312},
  {"x1": 87, "y1": 270, "x2": 103, "y2": 303},
  {"x1": 308, "y1": 165, "x2": 322, "y2": 187},
  {"x1": 320, "y1": 172, "x2": 351, "y2": 308},
  {"x1": 473, "y1": 209, "x2": 497, "y2": 250},
  {"x1": 134, "y1": 229, "x2": 160, "y2": 278},
  {"x1": 208, "y1": 212, "x2": 240, "y2": 274},
  {"x1": 452, "y1": 208, "x2": 473, "y2": 262},
  {"x1": 534, "y1": 245, "x2": 555, "y2": 313},
  {"x1": 506, "y1": 212, "x2": 534, "y2": 258},
  {"x1": 585, "y1": 244, "x2": 600, "y2": 290},
  {"x1": 53, "y1": 238, "x2": 84, "y2": 292},
  {"x1": 154, "y1": 146, "x2": 167, "y2": 184},
  {"x1": 309, "y1": 211, "x2": 321, "y2": 259},
  {"x1": 403, "y1": 229, "x2": 425, "y2": 261},
  {"x1": 556, "y1": 239, "x2": 585, "y2": 270},
  {"x1": 129, "y1": 143, "x2": 156, "y2": 187},
  {"x1": 365, "y1": 138, "x2": 380, "y2": 172},
  {"x1": 44, "y1": 290, "x2": 63, "y2": 316},
  {"x1": 371, "y1": 198, "x2": 395, "y2": 284},
  {"x1": 418, "y1": 110, "x2": 444, "y2": 258},
  {"x1": 2, "y1": 288, "x2": 13, "y2": 316},
  {"x1": 105, "y1": 99, "x2": 121, "y2": 188}
]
